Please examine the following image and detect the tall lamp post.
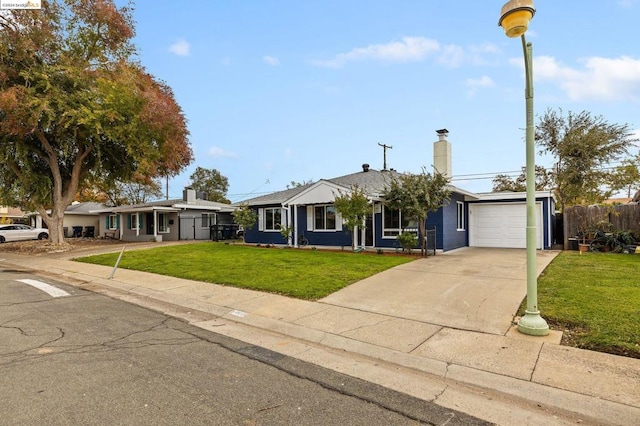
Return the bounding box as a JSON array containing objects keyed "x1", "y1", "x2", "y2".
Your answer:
[{"x1": 498, "y1": 0, "x2": 549, "y2": 336}]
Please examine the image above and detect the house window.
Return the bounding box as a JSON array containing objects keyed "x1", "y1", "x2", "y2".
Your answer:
[
  {"x1": 130, "y1": 214, "x2": 139, "y2": 230},
  {"x1": 314, "y1": 205, "x2": 336, "y2": 230},
  {"x1": 457, "y1": 202, "x2": 465, "y2": 231},
  {"x1": 107, "y1": 214, "x2": 118, "y2": 230},
  {"x1": 201, "y1": 213, "x2": 215, "y2": 228},
  {"x1": 264, "y1": 208, "x2": 282, "y2": 231},
  {"x1": 382, "y1": 206, "x2": 417, "y2": 237},
  {"x1": 158, "y1": 213, "x2": 169, "y2": 233}
]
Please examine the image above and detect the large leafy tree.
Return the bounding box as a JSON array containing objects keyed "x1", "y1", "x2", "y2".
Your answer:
[
  {"x1": 0, "y1": 1, "x2": 192, "y2": 244},
  {"x1": 535, "y1": 109, "x2": 636, "y2": 210},
  {"x1": 333, "y1": 184, "x2": 370, "y2": 250},
  {"x1": 383, "y1": 168, "x2": 451, "y2": 257},
  {"x1": 492, "y1": 165, "x2": 552, "y2": 192},
  {"x1": 189, "y1": 167, "x2": 230, "y2": 203}
]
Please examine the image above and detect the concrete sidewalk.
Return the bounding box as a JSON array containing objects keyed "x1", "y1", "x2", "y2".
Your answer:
[{"x1": 1, "y1": 247, "x2": 639, "y2": 425}]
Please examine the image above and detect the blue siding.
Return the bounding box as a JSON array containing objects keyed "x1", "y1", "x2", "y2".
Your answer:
[
  {"x1": 244, "y1": 205, "x2": 288, "y2": 245},
  {"x1": 294, "y1": 205, "x2": 351, "y2": 247},
  {"x1": 441, "y1": 192, "x2": 467, "y2": 251}
]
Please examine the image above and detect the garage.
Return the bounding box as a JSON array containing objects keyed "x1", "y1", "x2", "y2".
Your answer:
[{"x1": 469, "y1": 202, "x2": 543, "y2": 249}]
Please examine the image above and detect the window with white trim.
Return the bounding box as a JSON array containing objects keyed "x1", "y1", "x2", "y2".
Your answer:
[
  {"x1": 158, "y1": 212, "x2": 169, "y2": 233},
  {"x1": 456, "y1": 202, "x2": 465, "y2": 231},
  {"x1": 382, "y1": 206, "x2": 417, "y2": 237},
  {"x1": 264, "y1": 207, "x2": 282, "y2": 231},
  {"x1": 107, "y1": 214, "x2": 118, "y2": 230},
  {"x1": 130, "y1": 213, "x2": 139, "y2": 230},
  {"x1": 314, "y1": 205, "x2": 336, "y2": 230}
]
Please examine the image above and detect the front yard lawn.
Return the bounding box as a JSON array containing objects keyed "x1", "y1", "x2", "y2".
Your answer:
[
  {"x1": 76, "y1": 243, "x2": 415, "y2": 300},
  {"x1": 521, "y1": 251, "x2": 640, "y2": 358}
]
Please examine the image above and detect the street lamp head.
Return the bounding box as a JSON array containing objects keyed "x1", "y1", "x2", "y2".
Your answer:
[{"x1": 498, "y1": 0, "x2": 535, "y2": 38}]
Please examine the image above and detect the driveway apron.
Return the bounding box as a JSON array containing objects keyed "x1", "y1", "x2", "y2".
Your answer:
[{"x1": 320, "y1": 247, "x2": 559, "y2": 335}]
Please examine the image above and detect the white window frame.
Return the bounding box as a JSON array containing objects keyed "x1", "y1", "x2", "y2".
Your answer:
[
  {"x1": 313, "y1": 205, "x2": 337, "y2": 231},
  {"x1": 158, "y1": 212, "x2": 169, "y2": 233},
  {"x1": 456, "y1": 201, "x2": 465, "y2": 231},
  {"x1": 382, "y1": 206, "x2": 417, "y2": 238},
  {"x1": 263, "y1": 207, "x2": 282, "y2": 231},
  {"x1": 108, "y1": 214, "x2": 118, "y2": 230},
  {"x1": 130, "y1": 213, "x2": 140, "y2": 230}
]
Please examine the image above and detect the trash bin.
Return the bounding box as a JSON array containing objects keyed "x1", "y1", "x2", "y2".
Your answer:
[
  {"x1": 72, "y1": 226, "x2": 83, "y2": 238},
  {"x1": 84, "y1": 226, "x2": 95, "y2": 238}
]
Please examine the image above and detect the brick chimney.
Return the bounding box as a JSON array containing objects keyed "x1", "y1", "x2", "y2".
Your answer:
[{"x1": 433, "y1": 129, "x2": 452, "y2": 178}]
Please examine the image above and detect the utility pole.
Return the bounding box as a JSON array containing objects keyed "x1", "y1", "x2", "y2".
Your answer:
[{"x1": 378, "y1": 142, "x2": 393, "y2": 170}]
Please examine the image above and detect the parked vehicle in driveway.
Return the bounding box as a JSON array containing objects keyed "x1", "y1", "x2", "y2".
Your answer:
[{"x1": 0, "y1": 224, "x2": 49, "y2": 243}]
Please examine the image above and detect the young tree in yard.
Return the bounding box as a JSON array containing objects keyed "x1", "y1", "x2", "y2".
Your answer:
[
  {"x1": 383, "y1": 168, "x2": 451, "y2": 257},
  {"x1": 536, "y1": 109, "x2": 636, "y2": 210},
  {"x1": 333, "y1": 185, "x2": 370, "y2": 250},
  {"x1": 0, "y1": 1, "x2": 192, "y2": 245},
  {"x1": 189, "y1": 167, "x2": 230, "y2": 203},
  {"x1": 492, "y1": 165, "x2": 552, "y2": 192},
  {"x1": 232, "y1": 203, "x2": 257, "y2": 244}
]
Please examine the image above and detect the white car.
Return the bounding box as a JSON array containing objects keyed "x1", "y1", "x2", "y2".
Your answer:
[{"x1": 0, "y1": 224, "x2": 49, "y2": 243}]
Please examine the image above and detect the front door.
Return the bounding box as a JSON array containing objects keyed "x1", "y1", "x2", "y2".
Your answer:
[
  {"x1": 365, "y1": 214, "x2": 373, "y2": 246},
  {"x1": 146, "y1": 213, "x2": 154, "y2": 235}
]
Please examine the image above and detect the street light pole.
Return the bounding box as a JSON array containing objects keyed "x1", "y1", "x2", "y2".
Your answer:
[{"x1": 499, "y1": 0, "x2": 549, "y2": 336}]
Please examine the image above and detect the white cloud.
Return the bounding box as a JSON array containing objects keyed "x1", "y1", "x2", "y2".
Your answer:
[
  {"x1": 208, "y1": 146, "x2": 236, "y2": 158},
  {"x1": 311, "y1": 36, "x2": 440, "y2": 68},
  {"x1": 465, "y1": 75, "x2": 495, "y2": 97},
  {"x1": 437, "y1": 44, "x2": 464, "y2": 67},
  {"x1": 263, "y1": 55, "x2": 280, "y2": 66},
  {"x1": 168, "y1": 39, "x2": 190, "y2": 56},
  {"x1": 631, "y1": 129, "x2": 640, "y2": 147},
  {"x1": 515, "y1": 55, "x2": 640, "y2": 102}
]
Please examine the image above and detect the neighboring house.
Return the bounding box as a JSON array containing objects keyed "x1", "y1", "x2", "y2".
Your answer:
[
  {"x1": 237, "y1": 130, "x2": 556, "y2": 251},
  {"x1": 0, "y1": 206, "x2": 27, "y2": 224},
  {"x1": 93, "y1": 189, "x2": 236, "y2": 242},
  {"x1": 27, "y1": 202, "x2": 104, "y2": 236}
]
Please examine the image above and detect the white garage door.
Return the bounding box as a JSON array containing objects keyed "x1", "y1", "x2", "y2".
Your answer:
[{"x1": 469, "y1": 203, "x2": 542, "y2": 249}]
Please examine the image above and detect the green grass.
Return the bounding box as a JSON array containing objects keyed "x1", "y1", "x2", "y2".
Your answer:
[
  {"x1": 76, "y1": 242, "x2": 415, "y2": 300},
  {"x1": 521, "y1": 251, "x2": 640, "y2": 358}
]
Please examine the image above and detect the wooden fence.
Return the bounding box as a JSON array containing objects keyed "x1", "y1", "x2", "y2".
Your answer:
[{"x1": 563, "y1": 204, "x2": 640, "y2": 248}]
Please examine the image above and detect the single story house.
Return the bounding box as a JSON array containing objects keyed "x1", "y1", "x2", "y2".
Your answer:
[
  {"x1": 93, "y1": 189, "x2": 236, "y2": 242},
  {"x1": 0, "y1": 206, "x2": 27, "y2": 224},
  {"x1": 237, "y1": 130, "x2": 555, "y2": 251}
]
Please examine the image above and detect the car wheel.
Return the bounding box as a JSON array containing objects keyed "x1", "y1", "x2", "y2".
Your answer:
[
  {"x1": 38, "y1": 232, "x2": 49, "y2": 240},
  {"x1": 0, "y1": 235, "x2": 4, "y2": 243}
]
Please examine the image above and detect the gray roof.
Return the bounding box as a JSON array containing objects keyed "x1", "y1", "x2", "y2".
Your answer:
[
  {"x1": 237, "y1": 167, "x2": 479, "y2": 206},
  {"x1": 65, "y1": 202, "x2": 106, "y2": 215},
  {"x1": 93, "y1": 198, "x2": 235, "y2": 213},
  {"x1": 237, "y1": 169, "x2": 400, "y2": 206}
]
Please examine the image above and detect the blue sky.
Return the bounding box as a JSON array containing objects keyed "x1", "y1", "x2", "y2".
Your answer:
[{"x1": 124, "y1": 0, "x2": 640, "y2": 201}]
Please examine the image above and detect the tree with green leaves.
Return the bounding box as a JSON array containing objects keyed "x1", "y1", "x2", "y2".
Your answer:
[
  {"x1": 535, "y1": 109, "x2": 636, "y2": 210},
  {"x1": 492, "y1": 165, "x2": 552, "y2": 192},
  {"x1": 189, "y1": 167, "x2": 230, "y2": 203},
  {"x1": 383, "y1": 168, "x2": 451, "y2": 257},
  {"x1": 232, "y1": 203, "x2": 257, "y2": 244},
  {"x1": 333, "y1": 184, "x2": 370, "y2": 250},
  {"x1": 609, "y1": 154, "x2": 640, "y2": 198},
  {"x1": 0, "y1": 1, "x2": 192, "y2": 244}
]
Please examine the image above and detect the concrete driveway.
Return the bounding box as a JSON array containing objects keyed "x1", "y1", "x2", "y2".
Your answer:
[{"x1": 320, "y1": 247, "x2": 560, "y2": 335}]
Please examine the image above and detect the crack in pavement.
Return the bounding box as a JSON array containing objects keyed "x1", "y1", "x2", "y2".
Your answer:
[{"x1": 0, "y1": 318, "x2": 200, "y2": 366}]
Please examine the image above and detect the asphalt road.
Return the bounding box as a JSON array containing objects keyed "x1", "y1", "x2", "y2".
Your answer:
[{"x1": 0, "y1": 267, "x2": 488, "y2": 426}]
